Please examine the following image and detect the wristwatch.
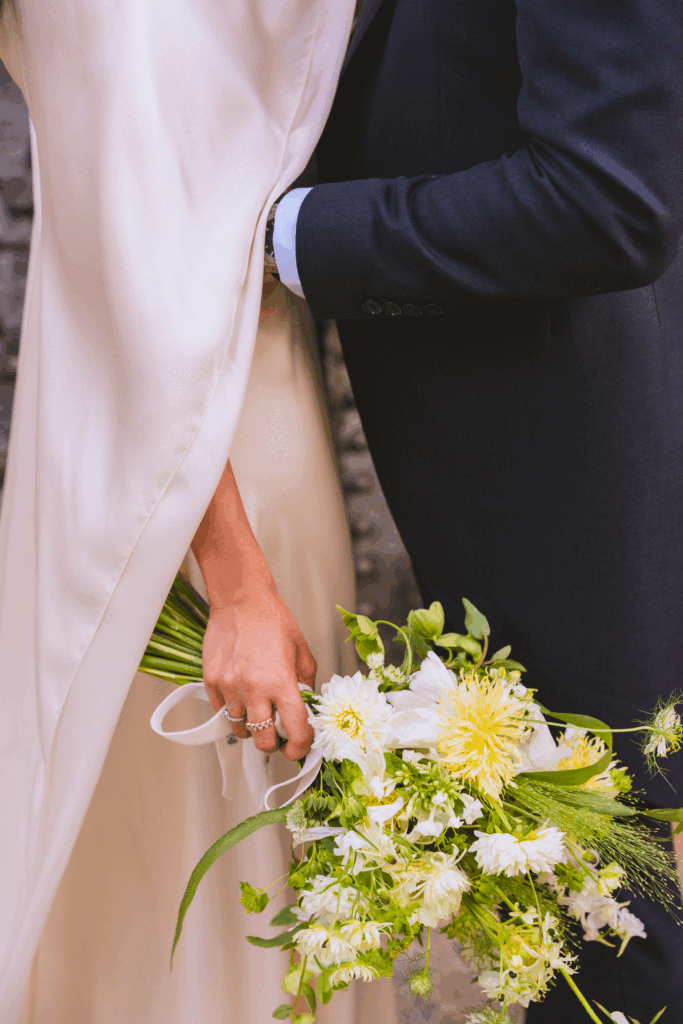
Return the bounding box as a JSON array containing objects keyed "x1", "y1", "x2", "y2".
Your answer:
[{"x1": 264, "y1": 197, "x2": 281, "y2": 280}]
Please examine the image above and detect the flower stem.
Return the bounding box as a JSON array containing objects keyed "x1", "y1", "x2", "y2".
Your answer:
[{"x1": 561, "y1": 969, "x2": 606, "y2": 1024}]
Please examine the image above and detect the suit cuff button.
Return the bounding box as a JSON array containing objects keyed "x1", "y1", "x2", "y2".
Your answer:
[
  {"x1": 382, "y1": 301, "x2": 403, "y2": 316},
  {"x1": 362, "y1": 299, "x2": 383, "y2": 316},
  {"x1": 403, "y1": 303, "x2": 423, "y2": 317},
  {"x1": 424, "y1": 303, "x2": 444, "y2": 316}
]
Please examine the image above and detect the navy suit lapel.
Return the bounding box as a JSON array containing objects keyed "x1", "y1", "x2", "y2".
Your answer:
[{"x1": 341, "y1": 0, "x2": 386, "y2": 75}]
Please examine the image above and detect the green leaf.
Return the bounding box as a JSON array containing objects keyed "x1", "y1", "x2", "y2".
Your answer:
[
  {"x1": 538, "y1": 709, "x2": 613, "y2": 754},
  {"x1": 302, "y1": 984, "x2": 317, "y2": 1014},
  {"x1": 435, "y1": 632, "x2": 482, "y2": 657},
  {"x1": 239, "y1": 881, "x2": 270, "y2": 914},
  {"x1": 408, "y1": 604, "x2": 445, "y2": 639},
  {"x1": 246, "y1": 927, "x2": 300, "y2": 948},
  {"x1": 270, "y1": 904, "x2": 300, "y2": 927},
  {"x1": 527, "y1": 747, "x2": 613, "y2": 787},
  {"x1": 497, "y1": 659, "x2": 527, "y2": 673},
  {"x1": 272, "y1": 1005, "x2": 293, "y2": 1020},
  {"x1": 462, "y1": 598, "x2": 490, "y2": 639},
  {"x1": 644, "y1": 807, "x2": 683, "y2": 836},
  {"x1": 648, "y1": 1008, "x2": 667, "y2": 1024},
  {"x1": 490, "y1": 645, "x2": 512, "y2": 662},
  {"x1": 548, "y1": 788, "x2": 637, "y2": 817},
  {"x1": 171, "y1": 808, "x2": 287, "y2": 966}
]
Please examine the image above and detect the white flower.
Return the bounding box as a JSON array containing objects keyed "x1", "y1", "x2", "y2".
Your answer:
[
  {"x1": 644, "y1": 705, "x2": 682, "y2": 758},
  {"x1": 366, "y1": 652, "x2": 384, "y2": 670},
  {"x1": 312, "y1": 672, "x2": 394, "y2": 779},
  {"x1": 459, "y1": 792, "x2": 484, "y2": 824},
  {"x1": 339, "y1": 920, "x2": 387, "y2": 951},
  {"x1": 367, "y1": 795, "x2": 404, "y2": 824},
  {"x1": 333, "y1": 823, "x2": 401, "y2": 876},
  {"x1": 471, "y1": 827, "x2": 567, "y2": 877},
  {"x1": 610, "y1": 1014, "x2": 630, "y2": 1024},
  {"x1": 597, "y1": 862, "x2": 625, "y2": 897},
  {"x1": 393, "y1": 851, "x2": 470, "y2": 927},
  {"x1": 329, "y1": 962, "x2": 379, "y2": 984},
  {"x1": 293, "y1": 876, "x2": 361, "y2": 925},
  {"x1": 296, "y1": 924, "x2": 358, "y2": 967},
  {"x1": 516, "y1": 704, "x2": 573, "y2": 773},
  {"x1": 615, "y1": 907, "x2": 646, "y2": 952}
]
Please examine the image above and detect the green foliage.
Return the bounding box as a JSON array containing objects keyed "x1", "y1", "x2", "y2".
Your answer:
[
  {"x1": 336, "y1": 606, "x2": 384, "y2": 661},
  {"x1": 272, "y1": 1005, "x2": 292, "y2": 1019},
  {"x1": 270, "y1": 905, "x2": 300, "y2": 927},
  {"x1": 239, "y1": 881, "x2": 270, "y2": 914},
  {"x1": 462, "y1": 598, "x2": 490, "y2": 640},
  {"x1": 408, "y1": 602, "x2": 445, "y2": 640},
  {"x1": 170, "y1": 808, "x2": 287, "y2": 966},
  {"x1": 246, "y1": 928, "x2": 300, "y2": 948}
]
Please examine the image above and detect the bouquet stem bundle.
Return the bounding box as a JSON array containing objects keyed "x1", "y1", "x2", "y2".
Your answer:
[{"x1": 140, "y1": 577, "x2": 683, "y2": 1024}]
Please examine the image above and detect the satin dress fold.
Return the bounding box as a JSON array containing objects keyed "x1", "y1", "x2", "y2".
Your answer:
[{"x1": 18, "y1": 281, "x2": 397, "y2": 1024}]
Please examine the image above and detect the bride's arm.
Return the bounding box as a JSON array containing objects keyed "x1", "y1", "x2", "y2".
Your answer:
[{"x1": 191, "y1": 459, "x2": 315, "y2": 760}]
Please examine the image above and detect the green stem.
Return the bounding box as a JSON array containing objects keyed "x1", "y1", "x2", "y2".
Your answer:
[
  {"x1": 375, "y1": 620, "x2": 413, "y2": 675},
  {"x1": 561, "y1": 970, "x2": 606, "y2": 1024}
]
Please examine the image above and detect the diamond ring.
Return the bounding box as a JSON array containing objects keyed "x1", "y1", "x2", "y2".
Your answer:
[
  {"x1": 245, "y1": 717, "x2": 274, "y2": 732},
  {"x1": 222, "y1": 708, "x2": 247, "y2": 723}
]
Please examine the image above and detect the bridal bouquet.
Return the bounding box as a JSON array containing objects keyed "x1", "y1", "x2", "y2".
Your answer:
[{"x1": 141, "y1": 576, "x2": 683, "y2": 1024}]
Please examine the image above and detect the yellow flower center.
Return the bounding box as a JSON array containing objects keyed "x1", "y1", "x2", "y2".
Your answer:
[{"x1": 334, "y1": 707, "x2": 365, "y2": 739}]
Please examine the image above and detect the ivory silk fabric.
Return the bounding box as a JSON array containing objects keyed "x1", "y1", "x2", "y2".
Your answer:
[
  {"x1": 0, "y1": 1, "x2": 356, "y2": 1018},
  {"x1": 17, "y1": 283, "x2": 397, "y2": 1023}
]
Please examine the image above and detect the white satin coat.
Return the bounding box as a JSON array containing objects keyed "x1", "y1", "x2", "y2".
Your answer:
[{"x1": 0, "y1": 0, "x2": 354, "y2": 1017}]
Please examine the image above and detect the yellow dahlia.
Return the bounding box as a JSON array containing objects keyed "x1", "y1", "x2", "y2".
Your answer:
[{"x1": 436, "y1": 668, "x2": 533, "y2": 799}]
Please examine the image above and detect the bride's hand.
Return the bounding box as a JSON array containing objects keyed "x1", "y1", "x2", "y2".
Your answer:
[
  {"x1": 191, "y1": 458, "x2": 317, "y2": 761},
  {"x1": 202, "y1": 584, "x2": 316, "y2": 760}
]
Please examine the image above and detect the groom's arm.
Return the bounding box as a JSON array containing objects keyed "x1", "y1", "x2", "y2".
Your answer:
[{"x1": 292, "y1": 0, "x2": 683, "y2": 319}]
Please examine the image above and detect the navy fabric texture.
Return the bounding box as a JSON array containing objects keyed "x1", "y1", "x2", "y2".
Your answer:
[{"x1": 297, "y1": 1, "x2": 683, "y2": 1018}]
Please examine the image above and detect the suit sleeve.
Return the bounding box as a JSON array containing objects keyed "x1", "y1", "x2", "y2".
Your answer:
[{"x1": 295, "y1": 0, "x2": 683, "y2": 320}]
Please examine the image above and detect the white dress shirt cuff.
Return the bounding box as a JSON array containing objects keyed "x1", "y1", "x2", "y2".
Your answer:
[{"x1": 272, "y1": 187, "x2": 313, "y2": 299}]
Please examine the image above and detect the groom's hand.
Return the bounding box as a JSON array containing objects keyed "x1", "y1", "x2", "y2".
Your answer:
[{"x1": 201, "y1": 587, "x2": 316, "y2": 760}]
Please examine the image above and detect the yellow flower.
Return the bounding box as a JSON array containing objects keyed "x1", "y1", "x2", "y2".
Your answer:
[
  {"x1": 555, "y1": 728, "x2": 617, "y2": 794},
  {"x1": 436, "y1": 669, "x2": 532, "y2": 799}
]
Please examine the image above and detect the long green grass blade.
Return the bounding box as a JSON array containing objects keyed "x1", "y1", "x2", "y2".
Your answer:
[
  {"x1": 145, "y1": 639, "x2": 203, "y2": 666},
  {"x1": 171, "y1": 808, "x2": 287, "y2": 966}
]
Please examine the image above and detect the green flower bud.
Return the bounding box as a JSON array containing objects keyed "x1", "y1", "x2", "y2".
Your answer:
[{"x1": 409, "y1": 969, "x2": 433, "y2": 996}]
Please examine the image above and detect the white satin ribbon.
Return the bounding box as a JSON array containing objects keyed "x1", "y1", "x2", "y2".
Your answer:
[{"x1": 150, "y1": 682, "x2": 322, "y2": 807}]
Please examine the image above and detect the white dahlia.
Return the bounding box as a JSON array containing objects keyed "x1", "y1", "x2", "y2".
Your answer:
[
  {"x1": 312, "y1": 672, "x2": 394, "y2": 779},
  {"x1": 339, "y1": 919, "x2": 387, "y2": 952},
  {"x1": 471, "y1": 827, "x2": 567, "y2": 877}
]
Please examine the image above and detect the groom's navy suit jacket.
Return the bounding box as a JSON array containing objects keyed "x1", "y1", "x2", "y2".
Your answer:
[{"x1": 296, "y1": 0, "x2": 683, "y2": 805}]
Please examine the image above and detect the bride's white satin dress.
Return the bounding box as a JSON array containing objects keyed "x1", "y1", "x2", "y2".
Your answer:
[{"x1": 18, "y1": 281, "x2": 397, "y2": 1024}]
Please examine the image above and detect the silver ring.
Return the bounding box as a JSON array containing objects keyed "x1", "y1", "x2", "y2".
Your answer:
[
  {"x1": 222, "y1": 708, "x2": 247, "y2": 723},
  {"x1": 245, "y1": 717, "x2": 274, "y2": 732}
]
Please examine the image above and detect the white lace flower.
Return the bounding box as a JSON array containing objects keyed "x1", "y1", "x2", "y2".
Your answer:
[
  {"x1": 329, "y1": 962, "x2": 379, "y2": 984},
  {"x1": 293, "y1": 876, "x2": 361, "y2": 925},
  {"x1": 312, "y1": 672, "x2": 394, "y2": 779},
  {"x1": 296, "y1": 924, "x2": 358, "y2": 967},
  {"x1": 471, "y1": 827, "x2": 567, "y2": 877},
  {"x1": 339, "y1": 919, "x2": 387, "y2": 951}
]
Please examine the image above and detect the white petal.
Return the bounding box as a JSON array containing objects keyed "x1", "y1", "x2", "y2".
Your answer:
[
  {"x1": 386, "y1": 708, "x2": 441, "y2": 749},
  {"x1": 367, "y1": 796, "x2": 404, "y2": 823},
  {"x1": 386, "y1": 690, "x2": 432, "y2": 710}
]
